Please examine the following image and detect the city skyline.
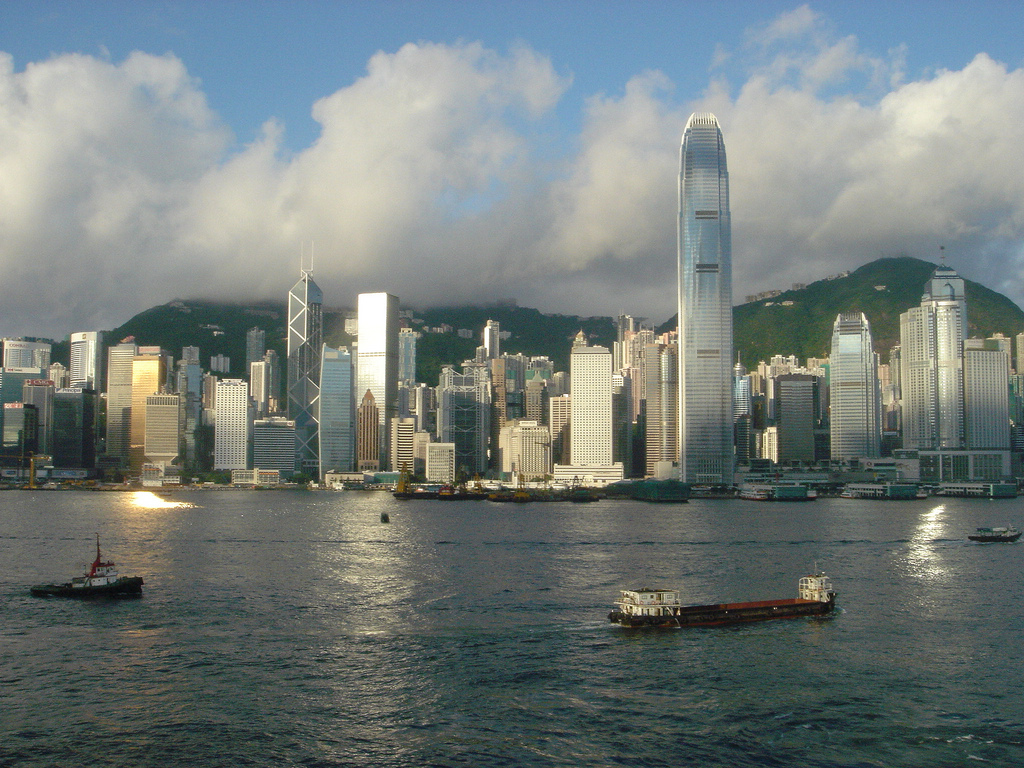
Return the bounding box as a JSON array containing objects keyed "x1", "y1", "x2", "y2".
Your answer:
[{"x1": 4, "y1": 3, "x2": 1024, "y2": 337}]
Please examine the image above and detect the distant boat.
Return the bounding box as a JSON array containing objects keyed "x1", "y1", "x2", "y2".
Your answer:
[
  {"x1": 608, "y1": 573, "x2": 836, "y2": 628},
  {"x1": 739, "y1": 483, "x2": 816, "y2": 501},
  {"x1": 968, "y1": 527, "x2": 1020, "y2": 543},
  {"x1": 30, "y1": 536, "x2": 144, "y2": 598},
  {"x1": 380, "y1": 512, "x2": 390, "y2": 523}
]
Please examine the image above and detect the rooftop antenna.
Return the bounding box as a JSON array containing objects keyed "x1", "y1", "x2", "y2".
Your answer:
[{"x1": 939, "y1": 244, "x2": 946, "y2": 267}]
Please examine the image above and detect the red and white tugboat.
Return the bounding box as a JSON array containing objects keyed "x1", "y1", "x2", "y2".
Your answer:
[
  {"x1": 608, "y1": 572, "x2": 836, "y2": 628},
  {"x1": 30, "y1": 535, "x2": 144, "y2": 598}
]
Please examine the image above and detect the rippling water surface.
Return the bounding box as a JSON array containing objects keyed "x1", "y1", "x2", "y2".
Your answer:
[{"x1": 2, "y1": 490, "x2": 1022, "y2": 766}]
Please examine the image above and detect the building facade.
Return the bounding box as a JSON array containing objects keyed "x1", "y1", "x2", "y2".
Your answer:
[
  {"x1": 356, "y1": 293, "x2": 399, "y2": 469},
  {"x1": 287, "y1": 268, "x2": 323, "y2": 476},
  {"x1": 830, "y1": 312, "x2": 882, "y2": 460},
  {"x1": 677, "y1": 112, "x2": 733, "y2": 485}
]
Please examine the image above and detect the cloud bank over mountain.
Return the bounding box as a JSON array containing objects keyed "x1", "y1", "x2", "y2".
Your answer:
[{"x1": 3, "y1": 8, "x2": 1024, "y2": 337}]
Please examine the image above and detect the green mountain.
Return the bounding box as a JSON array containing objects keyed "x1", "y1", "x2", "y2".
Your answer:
[
  {"x1": 56, "y1": 256, "x2": 1023, "y2": 379},
  {"x1": 662, "y1": 256, "x2": 1024, "y2": 365}
]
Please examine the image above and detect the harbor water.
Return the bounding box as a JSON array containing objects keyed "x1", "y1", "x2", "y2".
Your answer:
[{"x1": 1, "y1": 489, "x2": 1022, "y2": 767}]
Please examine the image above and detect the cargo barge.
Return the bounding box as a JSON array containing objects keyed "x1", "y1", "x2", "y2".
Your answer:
[{"x1": 608, "y1": 573, "x2": 836, "y2": 628}]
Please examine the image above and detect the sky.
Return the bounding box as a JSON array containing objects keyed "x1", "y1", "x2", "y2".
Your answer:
[{"x1": 3, "y1": 1, "x2": 1024, "y2": 339}]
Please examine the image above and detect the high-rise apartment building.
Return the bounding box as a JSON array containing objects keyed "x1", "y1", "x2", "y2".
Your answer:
[
  {"x1": 677, "y1": 112, "x2": 733, "y2": 485},
  {"x1": 69, "y1": 332, "x2": 103, "y2": 389},
  {"x1": 356, "y1": 292, "x2": 399, "y2": 469},
  {"x1": 214, "y1": 379, "x2": 250, "y2": 470},
  {"x1": 287, "y1": 268, "x2": 323, "y2": 476},
  {"x1": 900, "y1": 264, "x2": 966, "y2": 450},
  {"x1": 319, "y1": 345, "x2": 354, "y2": 475},
  {"x1": 829, "y1": 312, "x2": 881, "y2": 460}
]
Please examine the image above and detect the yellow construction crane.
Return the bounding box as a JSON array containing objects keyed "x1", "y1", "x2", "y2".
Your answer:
[{"x1": 27, "y1": 454, "x2": 51, "y2": 489}]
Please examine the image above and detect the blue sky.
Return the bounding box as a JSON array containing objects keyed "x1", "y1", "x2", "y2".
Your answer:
[{"x1": 3, "y1": 1, "x2": 1024, "y2": 337}]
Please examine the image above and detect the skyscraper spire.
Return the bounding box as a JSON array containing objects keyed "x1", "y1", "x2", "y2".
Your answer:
[{"x1": 677, "y1": 112, "x2": 733, "y2": 485}]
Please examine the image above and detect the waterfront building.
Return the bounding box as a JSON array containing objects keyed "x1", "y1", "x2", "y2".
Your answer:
[
  {"x1": 644, "y1": 343, "x2": 678, "y2": 476},
  {"x1": 774, "y1": 374, "x2": 818, "y2": 464},
  {"x1": 214, "y1": 379, "x2": 250, "y2": 470},
  {"x1": 21, "y1": 379, "x2": 55, "y2": 456},
  {"x1": 145, "y1": 394, "x2": 181, "y2": 469},
  {"x1": 287, "y1": 268, "x2": 323, "y2": 476},
  {"x1": 436, "y1": 363, "x2": 491, "y2": 479},
  {"x1": 356, "y1": 292, "x2": 399, "y2": 469},
  {"x1": 964, "y1": 346, "x2": 1010, "y2": 449},
  {"x1": 549, "y1": 394, "x2": 571, "y2": 465},
  {"x1": 830, "y1": 312, "x2": 882, "y2": 460},
  {"x1": 554, "y1": 343, "x2": 623, "y2": 484},
  {"x1": 1, "y1": 402, "x2": 38, "y2": 465},
  {"x1": 356, "y1": 390, "x2": 380, "y2": 472},
  {"x1": 104, "y1": 339, "x2": 137, "y2": 467},
  {"x1": 426, "y1": 442, "x2": 456, "y2": 484},
  {"x1": 900, "y1": 264, "x2": 966, "y2": 450},
  {"x1": 319, "y1": 345, "x2": 354, "y2": 475},
  {"x1": 677, "y1": 112, "x2": 733, "y2": 485},
  {"x1": 253, "y1": 417, "x2": 297, "y2": 476},
  {"x1": 52, "y1": 388, "x2": 96, "y2": 469},
  {"x1": 69, "y1": 332, "x2": 103, "y2": 389},
  {"x1": 129, "y1": 350, "x2": 170, "y2": 476},
  {"x1": 498, "y1": 419, "x2": 551, "y2": 480},
  {"x1": 389, "y1": 417, "x2": 416, "y2": 475}
]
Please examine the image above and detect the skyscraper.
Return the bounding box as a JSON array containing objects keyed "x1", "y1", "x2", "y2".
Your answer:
[
  {"x1": 829, "y1": 312, "x2": 882, "y2": 460},
  {"x1": 569, "y1": 344, "x2": 613, "y2": 467},
  {"x1": 436, "y1": 364, "x2": 491, "y2": 478},
  {"x1": 214, "y1": 378, "x2": 250, "y2": 470},
  {"x1": 900, "y1": 264, "x2": 966, "y2": 450},
  {"x1": 319, "y1": 345, "x2": 354, "y2": 476},
  {"x1": 246, "y1": 327, "x2": 266, "y2": 373},
  {"x1": 69, "y1": 331, "x2": 103, "y2": 389},
  {"x1": 105, "y1": 339, "x2": 137, "y2": 468},
  {"x1": 483, "y1": 319, "x2": 500, "y2": 360},
  {"x1": 129, "y1": 349, "x2": 169, "y2": 476},
  {"x1": 287, "y1": 268, "x2": 323, "y2": 476},
  {"x1": 677, "y1": 112, "x2": 733, "y2": 485},
  {"x1": 398, "y1": 327, "x2": 418, "y2": 386},
  {"x1": 356, "y1": 292, "x2": 399, "y2": 469}
]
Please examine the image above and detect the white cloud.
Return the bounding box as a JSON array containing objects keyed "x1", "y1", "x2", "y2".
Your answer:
[{"x1": 3, "y1": 16, "x2": 1024, "y2": 341}]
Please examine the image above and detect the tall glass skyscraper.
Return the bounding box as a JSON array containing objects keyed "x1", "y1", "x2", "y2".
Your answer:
[
  {"x1": 356, "y1": 293, "x2": 399, "y2": 469},
  {"x1": 287, "y1": 269, "x2": 323, "y2": 476},
  {"x1": 319, "y1": 344, "x2": 354, "y2": 476},
  {"x1": 900, "y1": 264, "x2": 966, "y2": 450},
  {"x1": 677, "y1": 112, "x2": 733, "y2": 485},
  {"x1": 829, "y1": 312, "x2": 881, "y2": 460}
]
